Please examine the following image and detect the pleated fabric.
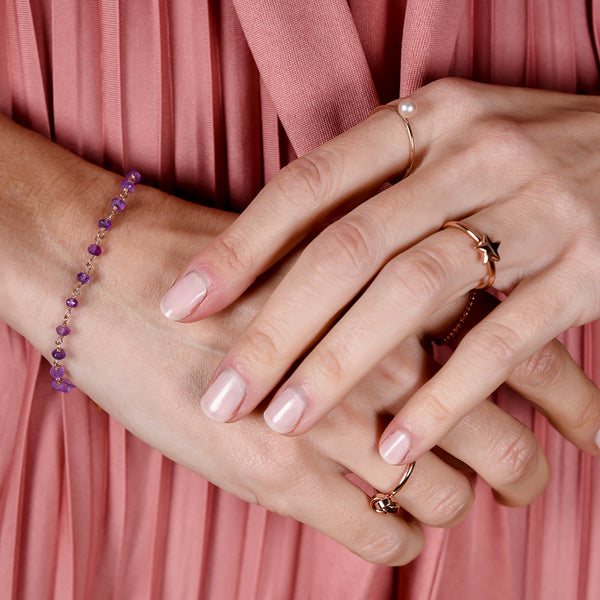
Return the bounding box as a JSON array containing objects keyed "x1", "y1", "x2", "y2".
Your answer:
[{"x1": 0, "y1": 1, "x2": 599, "y2": 598}]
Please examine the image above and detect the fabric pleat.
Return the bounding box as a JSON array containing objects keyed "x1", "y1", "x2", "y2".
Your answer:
[
  {"x1": 1, "y1": 1, "x2": 600, "y2": 598},
  {"x1": 400, "y1": 0, "x2": 468, "y2": 95},
  {"x1": 232, "y1": 0, "x2": 379, "y2": 156},
  {"x1": 2, "y1": 0, "x2": 51, "y2": 134}
]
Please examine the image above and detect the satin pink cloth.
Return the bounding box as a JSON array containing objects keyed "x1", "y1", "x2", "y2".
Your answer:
[{"x1": 1, "y1": 1, "x2": 600, "y2": 598}]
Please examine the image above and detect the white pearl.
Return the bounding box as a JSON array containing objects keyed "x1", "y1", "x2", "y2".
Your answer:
[{"x1": 398, "y1": 99, "x2": 416, "y2": 118}]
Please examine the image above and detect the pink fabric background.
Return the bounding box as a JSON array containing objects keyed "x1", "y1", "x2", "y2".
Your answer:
[{"x1": 1, "y1": 0, "x2": 600, "y2": 598}]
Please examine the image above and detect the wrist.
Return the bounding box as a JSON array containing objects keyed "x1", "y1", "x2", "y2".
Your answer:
[{"x1": 0, "y1": 115, "x2": 130, "y2": 348}]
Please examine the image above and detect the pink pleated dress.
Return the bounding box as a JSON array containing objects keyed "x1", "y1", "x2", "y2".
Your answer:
[{"x1": 1, "y1": 1, "x2": 599, "y2": 598}]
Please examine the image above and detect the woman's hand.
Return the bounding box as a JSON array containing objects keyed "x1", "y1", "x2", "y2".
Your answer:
[
  {"x1": 0, "y1": 113, "x2": 560, "y2": 565},
  {"x1": 160, "y1": 78, "x2": 600, "y2": 465}
]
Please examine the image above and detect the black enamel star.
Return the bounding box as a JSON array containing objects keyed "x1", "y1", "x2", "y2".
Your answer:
[{"x1": 476, "y1": 234, "x2": 501, "y2": 264}]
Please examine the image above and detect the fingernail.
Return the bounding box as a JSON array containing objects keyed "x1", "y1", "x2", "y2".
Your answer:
[
  {"x1": 379, "y1": 430, "x2": 411, "y2": 465},
  {"x1": 595, "y1": 428, "x2": 600, "y2": 452},
  {"x1": 160, "y1": 271, "x2": 208, "y2": 320},
  {"x1": 200, "y1": 369, "x2": 246, "y2": 422},
  {"x1": 264, "y1": 386, "x2": 307, "y2": 434}
]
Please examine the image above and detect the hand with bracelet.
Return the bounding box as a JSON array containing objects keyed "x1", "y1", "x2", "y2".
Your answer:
[
  {"x1": 161, "y1": 79, "x2": 600, "y2": 475},
  {"x1": 1, "y1": 111, "x2": 589, "y2": 565}
]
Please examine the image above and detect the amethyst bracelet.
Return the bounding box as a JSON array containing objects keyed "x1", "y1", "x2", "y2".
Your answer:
[{"x1": 50, "y1": 170, "x2": 140, "y2": 392}]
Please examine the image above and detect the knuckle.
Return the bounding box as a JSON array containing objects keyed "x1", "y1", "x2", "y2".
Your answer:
[
  {"x1": 568, "y1": 393, "x2": 600, "y2": 437},
  {"x1": 427, "y1": 479, "x2": 473, "y2": 527},
  {"x1": 310, "y1": 218, "x2": 374, "y2": 280},
  {"x1": 419, "y1": 388, "x2": 454, "y2": 427},
  {"x1": 464, "y1": 321, "x2": 523, "y2": 372},
  {"x1": 274, "y1": 151, "x2": 336, "y2": 213},
  {"x1": 490, "y1": 424, "x2": 540, "y2": 487},
  {"x1": 311, "y1": 345, "x2": 346, "y2": 387},
  {"x1": 472, "y1": 117, "x2": 547, "y2": 174},
  {"x1": 482, "y1": 118, "x2": 529, "y2": 152},
  {"x1": 425, "y1": 77, "x2": 477, "y2": 108},
  {"x1": 387, "y1": 248, "x2": 448, "y2": 306},
  {"x1": 513, "y1": 341, "x2": 564, "y2": 392},
  {"x1": 354, "y1": 527, "x2": 413, "y2": 566},
  {"x1": 212, "y1": 232, "x2": 254, "y2": 275},
  {"x1": 375, "y1": 346, "x2": 425, "y2": 401},
  {"x1": 238, "y1": 323, "x2": 282, "y2": 368},
  {"x1": 420, "y1": 78, "x2": 484, "y2": 145}
]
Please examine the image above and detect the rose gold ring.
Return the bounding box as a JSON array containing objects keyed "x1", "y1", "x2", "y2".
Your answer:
[
  {"x1": 369, "y1": 98, "x2": 416, "y2": 178},
  {"x1": 369, "y1": 461, "x2": 416, "y2": 514},
  {"x1": 442, "y1": 221, "x2": 501, "y2": 290}
]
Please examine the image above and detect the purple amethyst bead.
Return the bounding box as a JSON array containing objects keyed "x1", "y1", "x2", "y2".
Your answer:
[
  {"x1": 62, "y1": 380, "x2": 74, "y2": 393},
  {"x1": 120, "y1": 180, "x2": 135, "y2": 193},
  {"x1": 50, "y1": 365, "x2": 65, "y2": 378},
  {"x1": 111, "y1": 197, "x2": 125, "y2": 211},
  {"x1": 56, "y1": 325, "x2": 71, "y2": 336},
  {"x1": 126, "y1": 170, "x2": 141, "y2": 184},
  {"x1": 77, "y1": 272, "x2": 90, "y2": 284},
  {"x1": 52, "y1": 348, "x2": 66, "y2": 360},
  {"x1": 66, "y1": 297, "x2": 79, "y2": 308},
  {"x1": 98, "y1": 218, "x2": 112, "y2": 230},
  {"x1": 51, "y1": 379, "x2": 66, "y2": 392},
  {"x1": 88, "y1": 244, "x2": 102, "y2": 256}
]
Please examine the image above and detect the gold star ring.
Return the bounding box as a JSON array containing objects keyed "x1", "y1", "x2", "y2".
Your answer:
[{"x1": 442, "y1": 221, "x2": 501, "y2": 289}]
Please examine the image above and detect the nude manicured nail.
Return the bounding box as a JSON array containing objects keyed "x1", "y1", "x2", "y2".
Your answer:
[
  {"x1": 595, "y1": 428, "x2": 600, "y2": 452},
  {"x1": 200, "y1": 369, "x2": 246, "y2": 422},
  {"x1": 379, "y1": 430, "x2": 411, "y2": 465},
  {"x1": 264, "y1": 386, "x2": 307, "y2": 434},
  {"x1": 160, "y1": 271, "x2": 208, "y2": 320}
]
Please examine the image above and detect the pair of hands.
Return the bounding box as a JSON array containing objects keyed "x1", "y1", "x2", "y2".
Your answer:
[
  {"x1": 152, "y1": 78, "x2": 600, "y2": 553},
  {"x1": 5, "y1": 75, "x2": 598, "y2": 566},
  {"x1": 0, "y1": 114, "x2": 496, "y2": 565},
  {"x1": 65, "y1": 181, "x2": 559, "y2": 566}
]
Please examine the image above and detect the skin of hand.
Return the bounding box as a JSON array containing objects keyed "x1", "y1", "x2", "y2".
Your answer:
[
  {"x1": 160, "y1": 78, "x2": 600, "y2": 468},
  {"x1": 0, "y1": 112, "x2": 562, "y2": 565}
]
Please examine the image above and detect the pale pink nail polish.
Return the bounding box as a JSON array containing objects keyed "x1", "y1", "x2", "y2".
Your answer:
[
  {"x1": 160, "y1": 271, "x2": 208, "y2": 320},
  {"x1": 200, "y1": 369, "x2": 246, "y2": 422},
  {"x1": 379, "y1": 430, "x2": 411, "y2": 465},
  {"x1": 264, "y1": 386, "x2": 307, "y2": 434}
]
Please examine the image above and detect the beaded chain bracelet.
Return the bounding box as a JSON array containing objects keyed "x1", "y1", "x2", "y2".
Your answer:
[{"x1": 50, "y1": 170, "x2": 141, "y2": 392}]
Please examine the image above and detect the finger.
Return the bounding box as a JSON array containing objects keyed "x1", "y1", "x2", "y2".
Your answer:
[
  {"x1": 427, "y1": 296, "x2": 554, "y2": 507},
  {"x1": 508, "y1": 338, "x2": 600, "y2": 455},
  {"x1": 289, "y1": 467, "x2": 424, "y2": 565},
  {"x1": 256, "y1": 197, "x2": 562, "y2": 433},
  {"x1": 197, "y1": 223, "x2": 471, "y2": 425},
  {"x1": 318, "y1": 334, "x2": 549, "y2": 512},
  {"x1": 158, "y1": 96, "x2": 438, "y2": 322},
  {"x1": 199, "y1": 179, "x2": 547, "y2": 426},
  {"x1": 438, "y1": 400, "x2": 551, "y2": 507},
  {"x1": 432, "y1": 290, "x2": 600, "y2": 457},
  {"x1": 379, "y1": 268, "x2": 584, "y2": 466},
  {"x1": 159, "y1": 79, "x2": 595, "y2": 323},
  {"x1": 342, "y1": 449, "x2": 474, "y2": 528}
]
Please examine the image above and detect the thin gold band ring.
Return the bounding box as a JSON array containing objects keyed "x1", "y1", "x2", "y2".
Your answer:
[
  {"x1": 369, "y1": 99, "x2": 416, "y2": 178},
  {"x1": 369, "y1": 461, "x2": 416, "y2": 514}
]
